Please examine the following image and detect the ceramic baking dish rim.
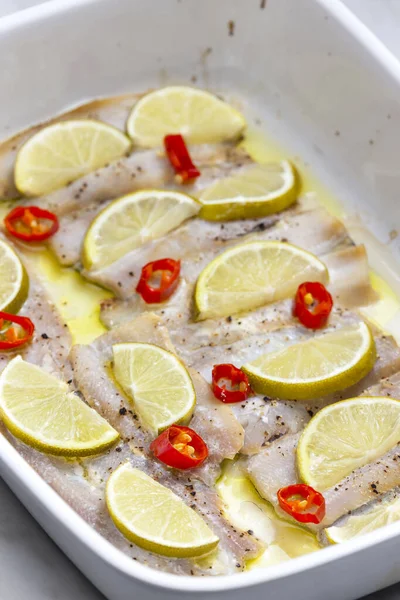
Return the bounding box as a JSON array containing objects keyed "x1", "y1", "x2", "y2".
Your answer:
[{"x1": 1, "y1": 0, "x2": 400, "y2": 593}]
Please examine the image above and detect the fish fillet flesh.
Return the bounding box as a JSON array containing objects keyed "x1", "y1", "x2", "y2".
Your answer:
[
  {"x1": 69, "y1": 313, "x2": 244, "y2": 483},
  {"x1": 47, "y1": 144, "x2": 253, "y2": 265},
  {"x1": 246, "y1": 368, "x2": 400, "y2": 528},
  {"x1": 89, "y1": 206, "x2": 348, "y2": 297},
  {"x1": 319, "y1": 486, "x2": 400, "y2": 545},
  {"x1": 0, "y1": 264, "x2": 72, "y2": 380},
  {"x1": 1, "y1": 425, "x2": 260, "y2": 574},
  {"x1": 0, "y1": 93, "x2": 143, "y2": 198},
  {"x1": 98, "y1": 207, "x2": 352, "y2": 329}
]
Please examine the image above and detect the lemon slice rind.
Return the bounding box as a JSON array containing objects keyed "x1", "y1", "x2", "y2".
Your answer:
[
  {"x1": 0, "y1": 356, "x2": 119, "y2": 456},
  {"x1": 112, "y1": 342, "x2": 196, "y2": 433},
  {"x1": 297, "y1": 396, "x2": 400, "y2": 491}
]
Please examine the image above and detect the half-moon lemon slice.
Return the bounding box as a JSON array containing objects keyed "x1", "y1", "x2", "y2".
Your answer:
[
  {"x1": 194, "y1": 240, "x2": 328, "y2": 321},
  {"x1": 242, "y1": 322, "x2": 375, "y2": 400},
  {"x1": 297, "y1": 396, "x2": 400, "y2": 491},
  {"x1": 0, "y1": 356, "x2": 119, "y2": 456},
  {"x1": 82, "y1": 190, "x2": 199, "y2": 270},
  {"x1": 106, "y1": 463, "x2": 219, "y2": 557},
  {"x1": 127, "y1": 86, "x2": 246, "y2": 146},
  {"x1": 199, "y1": 161, "x2": 299, "y2": 221},
  {"x1": 15, "y1": 120, "x2": 131, "y2": 196}
]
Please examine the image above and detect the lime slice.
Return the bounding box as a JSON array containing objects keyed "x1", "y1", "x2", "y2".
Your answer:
[
  {"x1": 297, "y1": 396, "x2": 400, "y2": 491},
  {"x1": 0, "y1": 239, "x2": 29, "y2": 313},
  {"x1": 194, "y1": 241, "x2": 328, "y2": 321},
  {"x1": 112, "y1": 342, "x2": 196, "y2": 432},
  {"x1": 326, "y1": 494, "x2": 400, "y2": 544},
  {"x1": 199, "y1": 161, "x2": 299, "y2": 221},
  {"x1": 106, "y1": 463, "x2": 219, "y2": 557},
  {"x1": 82, "y1": 190, "x2": 199, "y2": 270},
  {"x1": 15, "y1": 120, "x2": 131, "y2": 196},
  {"x1": 0, "y1": 356, "x2": 119, "y2": 456},
  {"x1": 242, "y1": 322, "x2": 375, "y2": 400},
  {"x1": 127, "y1": 86, "x2": 246, "y2": 147}
]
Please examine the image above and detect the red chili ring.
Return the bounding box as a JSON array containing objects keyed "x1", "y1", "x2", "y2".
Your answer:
[
  {"x1": 211, "y1": 363, "x2": 252, "y2": 403},
  {"x1": 0, "y1": 311, "x2": 35, "y2": 350},
  {"x1": 4, "y1": 206, "x2": 59, "y2": 242},
  {"x1": 136, "y1": 258, "x2": 181, "y2": 304},
  {"x1": 293, "y1": 281, "x2": 333, "y2": 329},
  {"x1": 277, "y1": 484, "x2": 326, "y2": 524},
  {"x1": 150, "y1": 425, "x2": 208, "y2": 470}
]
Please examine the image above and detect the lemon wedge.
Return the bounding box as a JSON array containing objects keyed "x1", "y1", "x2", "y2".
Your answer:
[
  {"x1": 194, "y1": 241, "x2": 328, "y2": 320},
  {"x1": 297, "y1": 396, "x2": 400, "y2": 491},
  {"x1": 326, "y1": 494, "x2": 400, "y2": 543},
  {"x1": 242, "y1": 322, "x2": 375, "y2": 400},
  {"x1": 199, "y1": 161, "x2": 299, "y2": 221},
  {"x1": 0, "y1": 239, "x2": 29, "y2": 313},
  {"x1": 112, "y1": 342, "x2": 196, "y2": 433},
  {"x1": 0, "y1": 356, "x2": 119, "y2": 456},
  {"x1": 15, "y1": 120, "x2": 131, "y2": 196},
  {"x1": 106, "y1": 463, "x2": 219, "y2": 557},
  {"x1": 82, "y1": 190, "x2": 199, "y2": 270},
  {"x1": 127, "y1": 86, "x2": 246, "y2": 146}
]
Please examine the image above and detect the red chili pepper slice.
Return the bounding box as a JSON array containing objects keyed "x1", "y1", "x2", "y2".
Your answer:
[
  {"x1": 211, "y1": 363, "x2": 252, "y2": 404},
  {"x1": 277, "y1": 484, "x2": 326, "y2": 524},
  {"x1": 293, "y1": 281, "x2": 333, "y2": 329},
  {"x1": 164, "y1": 134, "x2": 201, "y2": 183},
  {"x1": 136, "y1": 258, "x2": 181, "y2": 304},
  {"x1": 0, "y1": 312, "x2": 35, "y2": 350},
  {"x1": 150, "y1": 425, "x2": 208, "y2": 470},
  {"x1": 4, "y1": 206, "x2": 59, "y2": 242}
]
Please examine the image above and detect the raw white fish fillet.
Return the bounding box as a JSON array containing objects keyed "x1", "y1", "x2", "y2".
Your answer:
[
  {"x1": 0, "y1": 94, "x2": 143, "y2": 198},
  {"x1": 246, "y1": 370, "x2": 400, "y2": 529},
  {"x1": 236, "y1": 329, "x2": 400, "y2": 454},
  {"x1": 0, "y1": 272, "x2": 72, "y2": 380},
  {"x1": 47, "y1": 144, "x2": 253, "y2": 265},
  {"x1": 89, "y1": 447, "x2": 263, "y2": 571},
  {"x1": 90, "y1": 206, "x2": 348, "y2": 297},
  {"x1": 322, "y1": 446, "x2": 400, "y2": 527},
  {"x1": 233, "y1": 397, "x2": 310, "y2": 455},
  {"x1": 1, "y1": 425, "x2": 260, "y2": 574},
  {"x1": 107, "y1": 243, "x2": 368, "y2": 356},
  {"x1": 246, "y1": 432, "x2": 300, "y2": 505},
  {"x1": 70, "y1": 313, "x2": 244, "y2": 483},
  {"x1": 319, "y1": 487, "x2": 400, "y2": 545},
  {"x1": 323, "y1": 244, "x2": 378, "y2": 308},
  {"x1": 98, "y1": 207, "x2": 353, "y2": 329},
  {"x1": 172, "y1": 310, "x2": 364, "y2": 379}
]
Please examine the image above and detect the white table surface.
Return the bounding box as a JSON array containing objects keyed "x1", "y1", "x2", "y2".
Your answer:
[{"x1": 1, "y1": 1, "x2": 400, "y2": 599}]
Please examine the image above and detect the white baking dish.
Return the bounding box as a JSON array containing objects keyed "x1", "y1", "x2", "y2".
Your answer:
[{"x1": 1, "y1": 0, "x2": 400, "y2": 598}]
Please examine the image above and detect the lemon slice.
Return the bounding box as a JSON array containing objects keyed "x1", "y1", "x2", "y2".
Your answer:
[
  {"x1": 106, "y1": 463, "x2": 219, "y2": 557},
  {"x1": 15, "y1": 120, "x2": 131, "y2": 196},
  {"x1": 326, "y1": 494, "x2": 400, "y2": 544},
  {"x1": 0, "y1": 356, "x2": 119, "y2": 456},
  {"x1": 194, "y1": 241, "x2": 328, "y2": 321},
  {"x1": 127, "y1": 86, "x2": 246, "y2": 147},
  {"x1": 297, "y1": 396, "x2": 400, "y2": 492},
  {"x1": 242, "y1": 322, "x2": 375, "y2": 401},
  {"x1": 0, "y1": 239, "x2": 29, "y2": 313},
  {"x1": 199, "y1": 161, "x2": 299, "y2": 221},
  {"x1": 82, "y1": 190, "x2": 200, "y2": 270},
  {"x1": 112, "y1": 342, "x2": 196, "y2": 433}
]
